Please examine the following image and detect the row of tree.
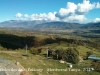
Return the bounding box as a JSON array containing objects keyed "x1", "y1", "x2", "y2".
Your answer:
[{"x1": 29, "y1": 47, "x2": 79, "y2": 64}]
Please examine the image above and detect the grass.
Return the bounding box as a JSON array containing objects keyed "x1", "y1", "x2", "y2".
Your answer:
[
  {"x1": 0, "y1": 45, "x2": 100, "y2": 75},
  {"x1": 76, "y1": 46, "x2": 100, "y2": 57}
]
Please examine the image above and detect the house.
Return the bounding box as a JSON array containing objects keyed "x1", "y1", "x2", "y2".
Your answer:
[
  {"x1": 88, "y1": 55, "x2": 100, "y2": 61},
  {"x1": 48, "y1": 49, "x2": 53, "y2": 57}
]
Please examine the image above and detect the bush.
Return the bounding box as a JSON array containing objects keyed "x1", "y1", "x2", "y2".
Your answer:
[
  {"x1": 86, "y1": 51, "x2": 93, "y2": 59},
  {"x1": 91, "y1": 61, "x2": 100, "y2": 72},
  {"x1": 64, "y1": 48, "x2": 79, "y2": 64},
  {"x1": 52, "y1": 49, "x2": 65, "y2": 60},
  {"x1": 52, "y1": 48, "x2": 79, "y2": 64},
  {"x1": 30, "y1": 47, "x2": 38, "y2": 55},
  {"x1": 0, "y1": 45, "x2": 5, "y2": 50}
]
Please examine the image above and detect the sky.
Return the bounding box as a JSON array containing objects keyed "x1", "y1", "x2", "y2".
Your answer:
[{"x1": 0, "y1": 0, "x2": 100, "y2": 23}]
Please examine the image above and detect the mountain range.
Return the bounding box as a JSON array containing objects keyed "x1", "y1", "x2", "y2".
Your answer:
[
  {"x1": 0, "y1": 20, "x2": 100, "y2": 29},
  {"x1": 80, "y1": 22, "x2": 100, "y2": 29},
  {"x1": 0, "y1": 20, "x2": 46, "y2": 27}
]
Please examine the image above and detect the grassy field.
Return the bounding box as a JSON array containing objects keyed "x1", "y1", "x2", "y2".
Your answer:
[{"x1": 0, "y1": 44, "x2": 100, "y2": 75}]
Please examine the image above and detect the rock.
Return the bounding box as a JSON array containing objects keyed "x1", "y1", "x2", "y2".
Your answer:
[
  {"x1": 59, "y1": 60, "x2": 65, "y2": 63},
  {"x1": 20, "y1": 71, "x2": 28, "y2": 75}
]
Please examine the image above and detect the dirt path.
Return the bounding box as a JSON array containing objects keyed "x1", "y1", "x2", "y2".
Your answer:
[
  {"x1": 0, "y1": 51, "x2": 18, "y2": 54},
  {"x1": 0, "y1": 51, "x2": 30, "y2": 75},
  {"x1": 0, "y1": 56, "x2": 21, "y2": 75}
]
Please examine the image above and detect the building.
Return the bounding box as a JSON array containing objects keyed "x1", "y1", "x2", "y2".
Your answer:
[
  {"x1": 48, "y1": 49, "x2": 53, "y2": 57},
  {"x1": 88, "y1": 55, "x2": 100, "y2": 61}
]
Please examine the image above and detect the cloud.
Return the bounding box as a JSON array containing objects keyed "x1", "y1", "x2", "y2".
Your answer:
[
  {"x1": 55, "y1": 0, "x2": 100, "y2": 23},
  {"x1": 60, "y1": 15, "x2": 87, "y2": 23},
  {"x1": 56, "y1": 0, "x2": 96, "y2": 16},
  {"x1": 76, "y1": 0, "x2": 95, "y2": 15},
  {"x1": 30, "y1": 12, "x2": 59, "y2": 21},
  {"x1": 47, "y1": 12, "x2": 59, "y2": 21},
  {"x1": 55, "y1": 0, "x2": 91, "y2": 23},
  {"x1": 24, "y1": 14, "x2": 29, "y2": 18},
  {"x1": 15, "y1": 13, "x2": 23, "y2": 18},
  {"x1": 14, "y1": 0, "x2": 100, "y2": 23},
  {"x1": 93, "y1": 18, "x2": 100, "y2": 22},
  {"x1": 7, "y1": 18, "x2": 10, "y2": 21},
  {"x1": 55, "y1": 2, "x2": 77, "y2": 19},
  {"x1": 70, "y1": 15, "x2": 87, "y2": 22},
  {"x1": 96, "y1": 2, "x2": 100, "y2": 8},
  {"x1": 30, "y1": 14, "x2": 42, "y2": 20}
]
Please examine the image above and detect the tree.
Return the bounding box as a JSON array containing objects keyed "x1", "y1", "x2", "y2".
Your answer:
[
  {"x1": 86, "y1": 51, "x2": 93, "y2": 59},
  {"x1": 30, "y1": 47, "x2": 38, "y2": 55},
  {"x1": 52, "y1": 49, "x2": 65, "y2": 60},
  {"x1": 37, "y1": 48, "x2": 42, "y2": 54},
  {"x1": 0, "y1": 45, "x2": 4, "y2": 50},
  {"x1": 91, "y1": 61, "x2": 100, "y2": 72},
  {"x1": 64, "y1": 48, "x2": 79, "y2": 64}
]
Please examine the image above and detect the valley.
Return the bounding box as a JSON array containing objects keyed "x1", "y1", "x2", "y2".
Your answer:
[
  {"x1": 1, "y1": 0, "x2": 100, "y2": 75},
  {"x1": 0, "y1": 20, "x2": 100, "y2": 75}
]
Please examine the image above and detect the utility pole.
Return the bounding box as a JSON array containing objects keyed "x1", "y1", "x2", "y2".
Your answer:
[
  {"x1": 46, "y1": 47, "x2": 48, "y2": 57},
  {"x1": 25, "y1": 44, "x2": 28, "y2": 55},
  {"x1": 56, "y1": 49, "x2": 59, "y2": 60},
  {"x1": 57, "y1": 54, "x2": 58, "y2": 60}
]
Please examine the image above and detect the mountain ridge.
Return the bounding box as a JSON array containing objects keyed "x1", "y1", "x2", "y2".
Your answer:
[
  {"x1": 0, "y1": 20, "x2": 100, "y2": 29},
  {"x1": 80, "y1": 22, "x2": 100, "y2": 29}
]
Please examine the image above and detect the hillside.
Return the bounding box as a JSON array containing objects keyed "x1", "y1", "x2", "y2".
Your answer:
[
  {"x1": 0, "y1": 30, "x2": 100, "y2": 75},
  {"x1": 0, "y1": 33, "x2": 82, "y2": 49},
  {"x1": 34, "y1": 22, "x2": 82, "y2": 29},
  {"x1": 80, "y1": 22, "x2": 100, "y2": 29},
  {"x1": 0, "y1": 44, "x2": 100, "y2": 75},
  {"x1": 0, "y1": 20, "x2": 83, "y2": 29},
  {"x1": 0, "y1": 29, "x2": 100, "y2": 50},
  {"x1": 0, "y1": 20, "x2": 100, "y2": 30},
  {"x1": 0, "y1": 20, "x2": 46, "y2": 27}
]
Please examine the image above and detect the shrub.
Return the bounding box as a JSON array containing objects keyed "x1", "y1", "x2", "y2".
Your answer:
[
  {"x1": 91, "y1": 61, "x2": 100, "y2": 72},
  {"x1": 86, "y1": 51, "x2": 93, "y2": 59},
  {"x1": 30, "y1": 47, "x2": 38, "y2": 55},
  {"x1": 64, "y1": 48, "x2": 79, "y2": 64},
  {"x1": 52, "y1": 49, "x2": 65, "y2": 60},
  {"x1": 0, "y1": 45, "x2": 5, "y2": 50}
]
